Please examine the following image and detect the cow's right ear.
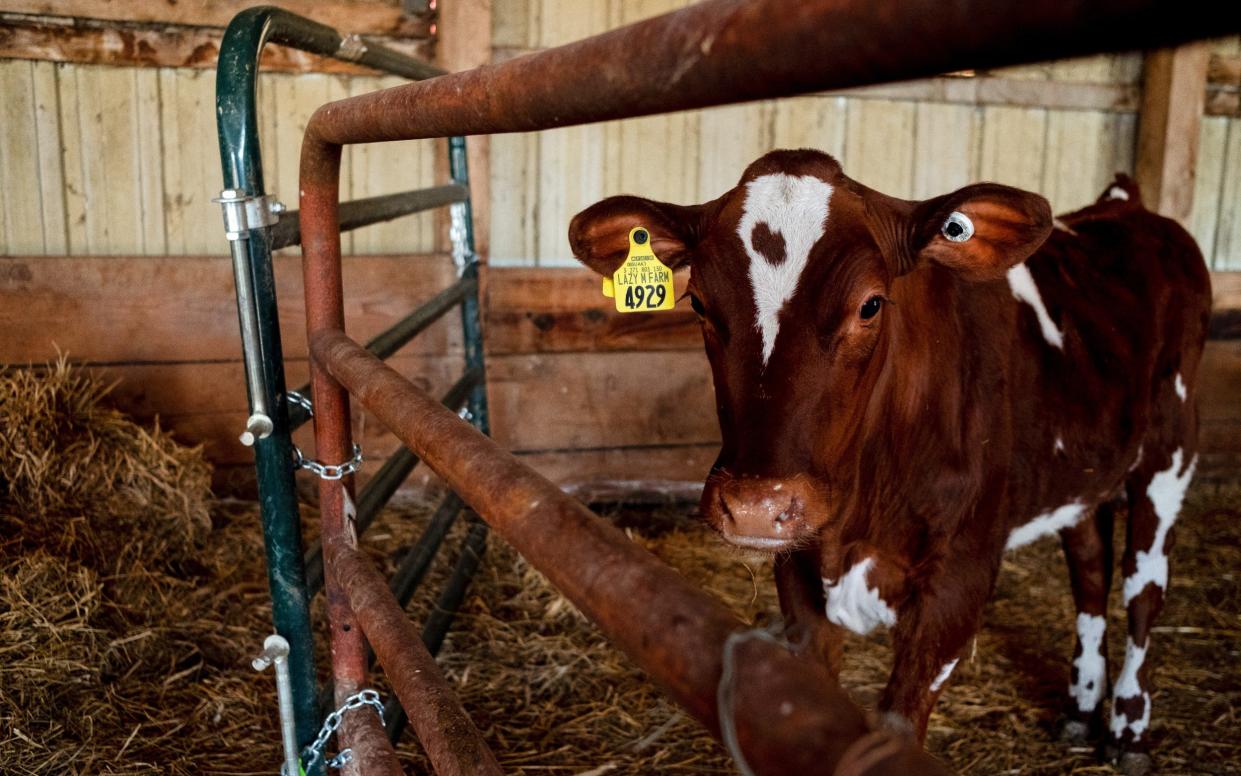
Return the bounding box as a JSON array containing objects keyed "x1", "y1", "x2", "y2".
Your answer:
[{"x1": 568, "y1": 196, "x2": 703, "y2": 277}]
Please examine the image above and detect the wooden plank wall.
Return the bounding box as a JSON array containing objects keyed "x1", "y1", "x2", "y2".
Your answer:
[
  {"x1": 0, "y1": 60, "x2": 441, "y2": 256},
  {"x1": 488, "y1": 0, "x2": 1241, "y2": 272}
]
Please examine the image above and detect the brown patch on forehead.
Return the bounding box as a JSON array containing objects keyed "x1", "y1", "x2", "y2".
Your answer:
[{"x1": 749, "y1": 222, "x2": 787, "y2": 266}]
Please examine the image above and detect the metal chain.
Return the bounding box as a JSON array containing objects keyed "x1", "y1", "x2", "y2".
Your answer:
[
  {"x1": 293, "y1": 444, "x2": 363, "y2": 480},
  {"x1": 286, "y1": 390, "x2": 314, "y2": 417},
  {"x1": 296, "y1": 689, "x2": 386, "y2": 773}
]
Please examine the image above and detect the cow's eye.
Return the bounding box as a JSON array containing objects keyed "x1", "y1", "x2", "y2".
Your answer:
[
  {"x1": 941, "y1": 211, "x2": 974, "y2": 242},
  {"x1": 689, "y1": 293, "x2": 706, "y2": 317},
  {"x1": 859, "y1": 296, "x2": 883, "y2": 320}
]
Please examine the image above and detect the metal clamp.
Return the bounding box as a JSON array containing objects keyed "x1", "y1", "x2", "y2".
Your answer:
[
  {"x1": 294, "y1": 444, "x2": 364, "y2": 480},
  {"x1": 287, "y1": 390, "x2": 314, "y2": 418},
  {"x1": 337, "y1": 33, "x2": 369, "y2": 62},
  {"x1": 253, "y1": 635, "x2": 301, "y2": 776},
  {"x1": 300, "y1": 689, "x2": 386, "y2": 773},
  {"x1": 213, "y1": 189, "x2": 284, "y2": 241}
]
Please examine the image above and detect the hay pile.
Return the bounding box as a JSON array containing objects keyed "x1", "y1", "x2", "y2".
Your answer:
[{"x1": 0, "y1": 360, "x2": 268, "y2": 775}]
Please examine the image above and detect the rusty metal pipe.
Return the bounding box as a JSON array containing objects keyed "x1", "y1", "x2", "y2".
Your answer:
[
  {"x1": 328, "y1": 535, "x2": 503, "y2": 776},
  {"x1": 310, "y1": 329, "x2": 946, "y2": 776},
  {"x1": 299, "y1": 0, "x2": 1234, "y2": 151}
]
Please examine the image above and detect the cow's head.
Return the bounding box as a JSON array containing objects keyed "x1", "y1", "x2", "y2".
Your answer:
[{"x1": 569, "y1": 150, "x2": 1051, "y2": 551}]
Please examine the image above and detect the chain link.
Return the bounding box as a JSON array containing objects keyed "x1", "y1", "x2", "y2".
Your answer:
[
  {"x1": 286, "y1": 390, "x2": 314, "y2": 418},
  {"x1": 293, "y1": 444, "x2": 363, "y2": 480},
  {"x1": 296, "y1": 689, "x2": 386, "y2": 773}
]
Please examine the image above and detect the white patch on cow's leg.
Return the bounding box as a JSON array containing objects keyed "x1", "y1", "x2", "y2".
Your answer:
[
  {"x1": 1123, "y1": 449, "x2": 1196, "y2": 606},
  {"x1": 822, "y1": 557, "x2": 896, "y2": 636},
  {"x1": 1052, "y1": 218, "x2": 1078, "y2": 235},
  {"x1": 1069, "y1": 613, "x2": 1107, "y2": 713},
  {"x1": 1174, "y1": 372, "x2": 1187, "y2": 401},
  {"x1": 1107, "y1": 185, "x2": 1130, "y2": 201},
  {"x1": 1006, "y1": 502, "x2": 1087, "y2": 551},
  {"x1": 1110, "y1": 637, "x2": 1151, "y2": 740},
  {"x1": 737, "y1": 174, "x2": 833, "y2": 365},
  {"x1": 1006, "y1": 262, "x2": 1065, "y2": 350},
  {"x1": 929, "y1": 658, "x2": 959, "y2": 693}
]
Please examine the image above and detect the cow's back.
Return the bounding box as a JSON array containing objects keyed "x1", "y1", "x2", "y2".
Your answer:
[{"x1": 1002, "y1": 190, "x2": 1211, "y2": 526}]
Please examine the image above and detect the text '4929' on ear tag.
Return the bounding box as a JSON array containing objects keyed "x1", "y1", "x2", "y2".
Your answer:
[{"x1": 605, "y1": 226, "x2": 675, "y2": 313}]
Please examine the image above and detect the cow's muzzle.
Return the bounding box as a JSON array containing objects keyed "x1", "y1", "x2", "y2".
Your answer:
[{"x1": 702, "y1": 475, "x2": 826, "y2": 550}]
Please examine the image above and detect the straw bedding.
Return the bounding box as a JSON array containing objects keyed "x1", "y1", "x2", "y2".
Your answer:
[{"x1": 2, "y1": 362, "x2": 1238, "y2": 774}]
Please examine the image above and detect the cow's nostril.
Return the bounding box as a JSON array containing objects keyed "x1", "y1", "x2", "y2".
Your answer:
[{"x1": 775, "y1": 510, "x2": 792, "y2": 524}]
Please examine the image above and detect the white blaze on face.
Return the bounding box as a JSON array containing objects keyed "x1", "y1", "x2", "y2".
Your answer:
[
  {"x1": 1069, "y1": 613, "x2": 1107, "y2": 712},
  {"x1": 1111, "y1": 637, "x2": 1151, "y2": 739},
  {"x1": 737, "y1": 173, "x2": 833, "y2": 365},
  {"x1": 1123, "y1": 448, "x2": 1196, "y2": 605},
  {"x1": 1006, "y1": 262, "x2": 1064, "y2": 350},
  {"x1": 822, "y1": 557, "x2": 896, "y2": 635},
  {"x1": 1006, "y1": 501, "x2": 1087, "y2": 551}
]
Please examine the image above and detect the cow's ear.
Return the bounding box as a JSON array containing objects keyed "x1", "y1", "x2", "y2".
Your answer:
[
  {"x1": 911, "y1": 184, "x2": 1052, "y2": 281},
  {"x1": 568, "y1": 195, "x2": 703, "y2": 277}
]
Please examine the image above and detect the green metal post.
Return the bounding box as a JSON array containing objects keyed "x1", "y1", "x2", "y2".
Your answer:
[
  {"x1": 448, "y1": 136, "x2": 491, "y2": 436},
  {"x1": 216, "y1": 10, "x2": 321, "y2": 765}
]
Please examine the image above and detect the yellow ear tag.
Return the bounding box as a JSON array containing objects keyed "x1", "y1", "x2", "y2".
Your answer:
[{"x1": 607, "y1": 227, "x2": 675, "y2": 313}]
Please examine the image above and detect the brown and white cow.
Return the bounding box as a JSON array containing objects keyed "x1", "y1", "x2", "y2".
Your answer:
[{"x1": 568, "y1": 150, "x2": 1210, "y2": 773}]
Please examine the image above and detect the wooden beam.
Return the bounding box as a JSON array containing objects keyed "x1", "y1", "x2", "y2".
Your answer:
[
  {"x1": 1135, "y1": 42, "x2": 1211, "y2": 222},
  {"x1": 0, "y1": 13, "x2": 433, "y2": 73},
  {"x1": 436, "y1": 0, "x2": 492, "y2": 258},
  {"x1": 0, "y1": 255, "x2": 461, "y2": 363},
  {"x1": 2, "y1": 1, "x2": 431, "y2": 37}
]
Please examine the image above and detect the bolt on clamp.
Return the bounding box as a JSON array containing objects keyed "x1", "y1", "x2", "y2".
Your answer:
[{"x1": 213, "y1": 189, "x2": 284, "y2": 241}]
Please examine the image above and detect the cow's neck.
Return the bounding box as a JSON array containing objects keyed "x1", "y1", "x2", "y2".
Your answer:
[{"x1": 857, "y1": 264, "x2": 1000, "y2": 535}]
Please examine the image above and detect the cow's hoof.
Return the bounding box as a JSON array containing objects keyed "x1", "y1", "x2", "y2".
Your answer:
[
  {"x1": 1117, "y1": 752, "x2": 1154, "y2": 776},
  {"x1": 1058, "y1": 718, "x2": 1093, "y2": 745}
]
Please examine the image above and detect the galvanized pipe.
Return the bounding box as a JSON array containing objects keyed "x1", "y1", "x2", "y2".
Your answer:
[
  {"x1": 270, "y1": 184, "x2": 469, "y2": 250},
  {"x1": 310, "y1": 330, "x2": 945, "y2": 776},
  {"x1": 328, "y1": 536, "x2": 503, "y2": 776}
]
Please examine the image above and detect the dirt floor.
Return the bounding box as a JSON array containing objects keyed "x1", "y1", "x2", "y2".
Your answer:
[{"x1": 6, "y1": 477, "x2": 1240, "y2": 775}]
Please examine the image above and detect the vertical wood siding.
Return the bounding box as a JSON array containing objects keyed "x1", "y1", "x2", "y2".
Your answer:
[{"x1": 0, "y1": 60, "x2": 440, "y2": 257}]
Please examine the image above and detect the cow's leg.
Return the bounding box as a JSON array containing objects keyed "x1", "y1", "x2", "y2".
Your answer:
[
  {"x1": 1059, "y1": 500, "x2": 1117, "y2": 743},
  {"x1": 774, "y1": 547, "x2": 842, "y2": 675},
  {"x1": 876, "y1": 560, "x2": 995, "y2": 741},
  {"x1": 1108, "y1": 445, "x2": 1196, "y2": 775}
]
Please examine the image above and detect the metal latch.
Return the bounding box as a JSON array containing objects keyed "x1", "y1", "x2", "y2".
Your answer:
[{"x1": 213, "y1": 189, "x2": 284, "y2": 241}]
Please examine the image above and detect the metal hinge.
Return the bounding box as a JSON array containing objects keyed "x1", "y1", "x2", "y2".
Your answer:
[{"x1": 213, "y1": 189, "x2": 284, "y2": 241}]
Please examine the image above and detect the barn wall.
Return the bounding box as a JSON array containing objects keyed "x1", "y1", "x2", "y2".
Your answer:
[
  {"x1": 0, "y1": 59, "x2": 442, "y2": 256},
  {"x1": 487, "y1": 0, "x2": 1241, "y2": 271}
]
